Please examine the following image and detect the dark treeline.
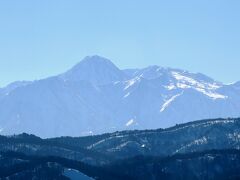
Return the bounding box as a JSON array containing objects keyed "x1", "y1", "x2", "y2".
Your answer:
[
  {"x1": 104, "y1": 149, "x2": 240, "y2": 180},
  {"x1": 1, "y1": 149, "x2": 240, "y2": 180},
  {"x1": 0, "y1": 151, "x2": 130, "y2": 180}
]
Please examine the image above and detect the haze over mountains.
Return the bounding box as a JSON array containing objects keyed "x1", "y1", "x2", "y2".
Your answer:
[{"x1": 0, "y1": 55, "x2": 240, "y2": 137}]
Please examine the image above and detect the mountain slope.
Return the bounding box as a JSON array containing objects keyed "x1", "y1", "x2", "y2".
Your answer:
[
  {"x1": 0, "y1": 55, "x2": 240, "y2": 137},
  {"x1": 0, "y1": 118, "x2": 239, "y2": 163},
  {"x1": 52, "y1": 118, "x2": 240, "y2": 159}
]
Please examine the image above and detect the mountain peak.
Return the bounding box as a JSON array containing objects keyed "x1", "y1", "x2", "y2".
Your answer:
[
  {"x1": 71, "y1": 55, "x2": 117, "y2": 71},
  {"x1": 70, "y1": 55, "x2": 114, "y2": 69},
  {"x1": 61, "y1": 56, "x2": 127, "y2": 85},
  {"x1": 81, "y1": 55, "x2": 112, "y2": 63}
]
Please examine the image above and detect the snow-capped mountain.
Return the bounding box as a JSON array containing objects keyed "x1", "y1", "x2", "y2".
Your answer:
[{"x1": 0, "y1": 55, "x2": 239, "y2": 137}]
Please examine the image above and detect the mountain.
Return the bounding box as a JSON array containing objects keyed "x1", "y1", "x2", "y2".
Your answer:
[
  {"x1": 0, "y1": 118, "x2": 240, "y2": 179},
  {"x1": 61, "y1": 55, "x2": 127, "y2": 85},
  {"x1": 0, "y1": 55, "x2": 240, "y2": 137},
  {"x1": 0, "y1": 81, "x2": 31, "y2": 100},
  {"x1": 48, "y1": 117, "x2": 240, "y2": 160},
  {"x1": 0, "y1": 118, "x2": 239, "y2": 164}
]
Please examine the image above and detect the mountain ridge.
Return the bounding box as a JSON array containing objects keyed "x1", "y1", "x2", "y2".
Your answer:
[
  {"x1": 0, "y1": 117, "x2": 239, "y2": 163},
  {"x1": 0, "y1": 55, "x2": 239, "y2": 137}
]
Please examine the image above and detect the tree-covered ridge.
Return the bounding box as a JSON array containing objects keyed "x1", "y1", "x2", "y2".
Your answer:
[
  {"x1": 0, "y1": 151, "x2": 126, "y2": 180},
  {"x1": 0, "y1": 118, "x2": 239, "y2": 179},
  {"x1": 0, "y1": 118, "x2": 239, "y2": 163},
  {"x1": 0, "y1": 149, "x2": 240, "y2": 180},
  {"x1": 39, "y1": 117, "x2": 240, "y2": 159}
]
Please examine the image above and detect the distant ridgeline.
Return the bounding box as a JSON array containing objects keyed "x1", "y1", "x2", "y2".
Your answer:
[
  {"x1": 1, "y1": 56, "x2": 240, "y2": 137},
  {"x1": 0, "y1": 118, "x2": 240, "y2": 179}
]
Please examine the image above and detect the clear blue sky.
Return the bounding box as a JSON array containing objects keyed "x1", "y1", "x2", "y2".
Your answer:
[{"x1": 0, "y1": 0, "x2": 239, "y2": 87}]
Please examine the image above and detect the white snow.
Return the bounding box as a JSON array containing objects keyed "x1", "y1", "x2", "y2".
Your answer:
[
  {"x1": 160, "y1": 93, "x2": 182, "y2": 112},
  {"x1": 165, "y1": 84, "x2": 176, "y2": 90},
  {"x1": 195, "y1": 88, "x2": 227, "y2": 100},
  {"x1": 109, "y1": 141, "x2": 140, "y2": 151},
  {"x1": 124, "y1": 79, "x2": 136, "y2": 90},
  {"x1": 194, "y1": 136, "x2": 207, "y2": 145},
  {"x1": 228, "y1": 133, "x2": 240, "y2": 141},
  {"x1": 176, "y1": 136, "x2": 208, "y2": 153},
  {"x1": 124, "y1": 92, "x2": 131, "y2": 98},
  {"x1": 171, "y1": 71, "x2": 226, "y2": 100},
  {"x1": 176, "y1": 83, "x2": 191, "y2": 89},
  {"x1": 172, "y1": 72, "x2": 199, "y2": 85},
  {"x1": 124, "y1": 76, "x2": 141, "y2": 90},
  {"x1": 207, "y1": 83, "x2": 221, "y2": 89},
  {"x1": 173, "y1": 72, "x2": 214, "y2": 89},
  {"x1": 126, "y1": 119, "x2": 135, "y2": 126}
]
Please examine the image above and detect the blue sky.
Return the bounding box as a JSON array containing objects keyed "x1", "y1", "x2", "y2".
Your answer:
[{"x1": 0, "y1": 0, "x2": 239, "y2": 87}]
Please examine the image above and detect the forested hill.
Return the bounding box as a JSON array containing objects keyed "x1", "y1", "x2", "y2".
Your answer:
[{"x1": 0, "y1": 118, "x2": 239, "y2": 179}]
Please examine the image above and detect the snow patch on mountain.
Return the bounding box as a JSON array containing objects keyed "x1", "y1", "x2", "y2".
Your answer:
[
  {"x1": 124, "y1": 76, "x2": 142, "y2": 90},
  {"x1": 160, "y1": 93, "x2": 183, "y2": 112},
  {"x1": 171, "y1": 71, "x2": 226, "y2": 99},
  {"x1": 195, "y1": 88, "x2": 227, "y2": 100},
  {"x1": 126, "y1": 119, "x2": 135, "y2": 127},
  {"x1": 172, "y1": 71, "x2": 221, "y2": 89},
  {"x1": 125, "y1": 116, "x2": 138, "y2": 127},
  {"x1": 124, "y1": 92, "x2": 131, "y2": 98},
  {"x1": 165, "y1": 84, "x2": 175, "y2": 90},
  {"x1": 175, "y1": 136, "x2": 208, "y2": 153},
  {"x1": 141, "y1": 144, "x2": 146, "y2": 148}
]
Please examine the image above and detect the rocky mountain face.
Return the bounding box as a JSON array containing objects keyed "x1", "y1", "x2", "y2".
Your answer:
[{"x1": 0, "y1": 55, "x2": 240, "y2": 137}]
